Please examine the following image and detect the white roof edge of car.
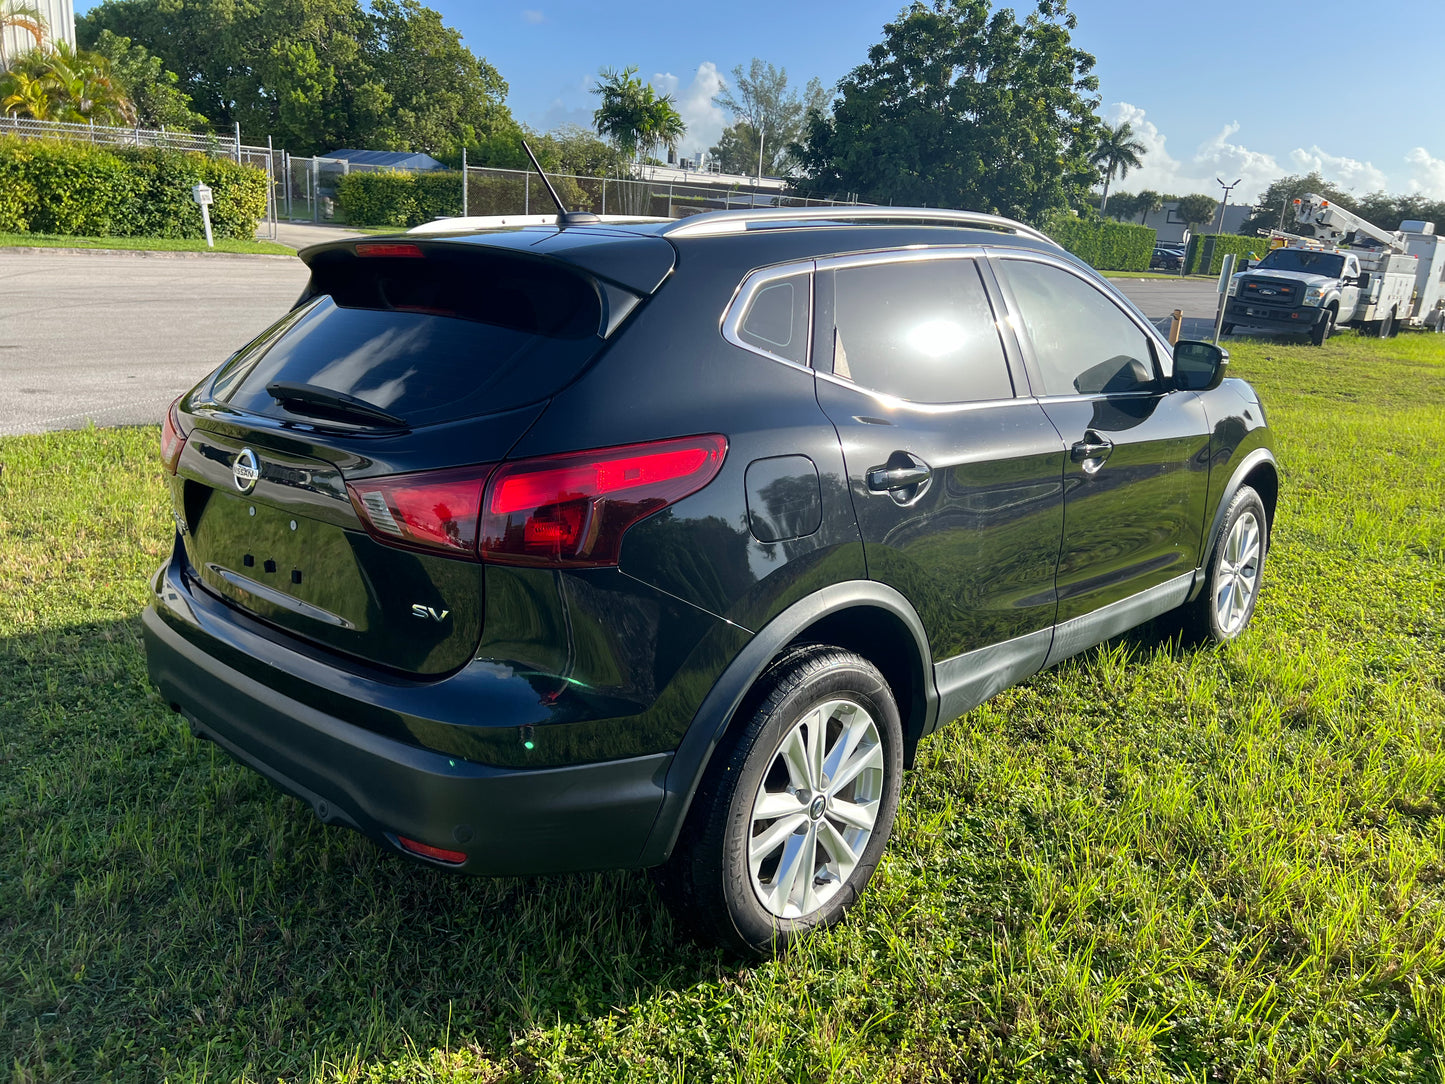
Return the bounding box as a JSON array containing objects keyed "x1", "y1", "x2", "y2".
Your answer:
[
  {"x1": 407, "y1": 214, "x2": 673, "y2": 234},
  {"x1": 658, "y1": 206, "x2": 1057, "y2": 247}
]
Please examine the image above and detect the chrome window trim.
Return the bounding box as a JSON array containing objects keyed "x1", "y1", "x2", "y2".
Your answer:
[
  {"x1": 720, "y1": 259, "x2": 817, "y2": 373},
  {"x1": 987, "y1": 248, "x2": 1177, "y2": 380},
  {"x1": 816, "y1": 245, "x2": 984, "y2": 273},
  {"x1": 814, "y1": 370, "x2": 1030, "y2": 416}
]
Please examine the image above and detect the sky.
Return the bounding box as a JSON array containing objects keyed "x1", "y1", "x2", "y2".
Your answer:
[
  {"x1": 75, "y1": 0, "x2": 1445, "y2": 203},
  {"x1": 441, "y1": 0, "x2": 1445, "y2": 203}
]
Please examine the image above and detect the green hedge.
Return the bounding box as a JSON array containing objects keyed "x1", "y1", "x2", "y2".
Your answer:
[
  {"x1": 0, "y1": 137, "x2": 267, "y2": 240},
  {"x1": 1185, "y1": 233, "x2": 1271, "y2": 276},
  {"x1": 336, "y1": 168, "x2": 591, "y2": 227},
  {"x1": 1044, "y1": 216, "x2": 1156, "y2": 271}
]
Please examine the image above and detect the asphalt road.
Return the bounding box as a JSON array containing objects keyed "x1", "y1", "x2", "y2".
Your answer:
[
  {"x1": 0, "y1": 251, "x2": 1226, "y2": 437},
  {"x1": 0, "y1": 251, "x2": 310, "y2": 436}
]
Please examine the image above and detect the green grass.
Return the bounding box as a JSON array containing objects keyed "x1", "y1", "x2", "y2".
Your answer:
[
  {"x1": 0, "y1": 231, "x2": 297, "y2": 256},
  {"x1": 2, "y1": 332, "x2": 1444, "y2": 1082}
]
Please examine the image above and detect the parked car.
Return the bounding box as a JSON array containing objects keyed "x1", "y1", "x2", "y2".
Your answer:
[
  {"x1": 145, "y1": 207, "x2": 1278, "y2": 955},
  {"x1": 1151, "y1": 243, "x2": 1186, "y2": 271}
]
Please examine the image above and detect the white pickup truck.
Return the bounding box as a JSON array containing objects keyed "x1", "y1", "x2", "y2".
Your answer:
[{"x1": 1222, "y1": 244, "x2": 1418, "y2": 344}]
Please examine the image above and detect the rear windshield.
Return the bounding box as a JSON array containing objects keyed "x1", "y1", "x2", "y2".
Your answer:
[{"x1": 210, "y1": 248, "x2": 606, "y2": 427}]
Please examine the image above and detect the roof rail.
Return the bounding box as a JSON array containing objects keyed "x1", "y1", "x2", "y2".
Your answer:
[{"x1": 659, "y1": 206, "x2": 1056, "y2": 246}]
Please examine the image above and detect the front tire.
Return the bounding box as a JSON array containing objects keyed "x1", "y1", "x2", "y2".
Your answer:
[
  {"x1": 1182, "y1": 485, "x2": 1268, "y2": 644},
  {"x1": 1309, "y1": 306, "x2": 1337, "y2": 346},
  {"x1": 658, "y1": 646, "x2": 904, "y2": 956}
]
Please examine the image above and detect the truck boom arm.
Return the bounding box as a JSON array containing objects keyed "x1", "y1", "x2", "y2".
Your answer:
[{"x1": 1294, "y1": 194, "x2": 1401, "y2": 251}]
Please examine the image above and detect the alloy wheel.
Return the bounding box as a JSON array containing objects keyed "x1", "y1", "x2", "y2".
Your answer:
[
  {"x1": 747, "y1": 698, "x2": 884, "y2": 919},
  {"x1": 1213, "y1": 510, "x2": 1262, "y2": 636}
]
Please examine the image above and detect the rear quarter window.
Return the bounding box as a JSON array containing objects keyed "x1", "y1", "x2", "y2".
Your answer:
[{"x1": 210, "y1": 248, "x2": 607, "y2": 428}]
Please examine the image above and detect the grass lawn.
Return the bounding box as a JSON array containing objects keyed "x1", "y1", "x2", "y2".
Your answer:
[
  {"x1": 0, "y1": 231, "x2": 297, "y2": 256},
  {"x1": 2, "y1": 333, "x2": 1443, "y2": 1082}
]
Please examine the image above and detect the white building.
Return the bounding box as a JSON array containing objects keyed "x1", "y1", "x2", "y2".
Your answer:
[{"x1": 1118, "y1": 199, "x2": 1254, "y2": 243}]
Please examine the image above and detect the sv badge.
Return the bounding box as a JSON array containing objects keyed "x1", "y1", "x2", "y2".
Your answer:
[{"x1": 411, "y1": 604, "x2": 451, "y2": 622}]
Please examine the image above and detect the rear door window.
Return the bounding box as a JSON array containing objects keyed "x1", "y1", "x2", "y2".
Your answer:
[
  {"x1": 827, "y1": 258, "x2": 1013, "y2": 403},
  {"x1": 210, "y1": 248, "x2": 607, "y2": 428}
]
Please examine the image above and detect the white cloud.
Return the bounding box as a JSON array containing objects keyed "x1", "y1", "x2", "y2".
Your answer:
[
  {"x1": 1104, "y1": 103, "x2": 1413, "y2": 205},
  {"x1": 651, "y1": 63, "x2": 727, "y2": 157},
  {"x1": 1288, "y1": 146, "x2": 1388, "y2": 193},
  {"x1": 1103, "y1": 103, "x2": 1280, "y2": 203},
  {"x1": 1405, "y1": 147, "x2": 1445, "y2": 199},
  {"x1": 521, "y1": 9, "x2": 545, "y2": 23}
]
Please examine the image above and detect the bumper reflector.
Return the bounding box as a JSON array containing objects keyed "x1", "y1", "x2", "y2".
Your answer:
[{"x1": 397, "y1": 835, "x2": 467, "y2": 864}]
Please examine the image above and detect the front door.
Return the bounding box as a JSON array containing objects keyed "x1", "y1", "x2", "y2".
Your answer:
[{"x1": 990, "y1": 254, "x2": 1211, "y2": 661}]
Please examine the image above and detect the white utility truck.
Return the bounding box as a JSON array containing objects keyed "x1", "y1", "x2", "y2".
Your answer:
[{"x1": 1223, "y1": 195, "x2": 1442, "y2": 343}]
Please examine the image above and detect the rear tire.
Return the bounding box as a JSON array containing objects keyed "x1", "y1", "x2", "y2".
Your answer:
[
  {"x1": 1378, "y1": 308, "x2": 1395, "y2": 338},
  {"x1": 1181, "y1": 485, "x2": 1268, "y2": 644},
  {"x1": 1221, "y1": 323, "x2": 1235, "y2": 335},
  {"x1": 656, "y1": 646, "x2": 903, "y2": 956}
]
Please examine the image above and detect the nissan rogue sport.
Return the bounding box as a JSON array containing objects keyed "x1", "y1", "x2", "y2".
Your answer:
[{"x1": 145, "y1": 206, "x2": 1278, "y2": 955}]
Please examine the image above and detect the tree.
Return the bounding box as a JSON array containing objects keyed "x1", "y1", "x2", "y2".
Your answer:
[
  {"x1": 0, "y1": 1, "x2": 45, "y2": 71},
  {"x1": 1175, "y1": 193, "x2": 1218, "y2": 234},
  {"x1": 1135, "y1": 188, "x2": 1163, "y2": 224},
  {"x1": 0, "y1": 42, "x2": 135, "y2": 123},
  {"x1": 1090, "y1": 122, "x2": 1144, "y2": 213},
  {"x1": 591, "y1": 65, "x2": 684, "y2": 164},
  {"x1": 793, "y1": 0, "x2": 1103, "y2": 223},
  {"x1": 365, "y1": 0, "x2": 510, "y2": 158},
  {"x1": 78, "y1": 0, "x2": 515, "y2": 156},
  {"x1": 709, "y1": 59, "x2": 827, "y2": 176},
  {"x1": 88, "y1": 30, "x2": 205, "y2": 129}
]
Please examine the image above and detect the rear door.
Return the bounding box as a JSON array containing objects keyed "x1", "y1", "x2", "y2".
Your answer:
[
  {"x1": 173, "y1": 241, "x2": 621, "y2": 676},
  {"x1": 990, "y1": 252, "x2": 1210, "y2": 656},
  {"x1": 812, "y1": 250, "x2": 1066, "y2": 705}
]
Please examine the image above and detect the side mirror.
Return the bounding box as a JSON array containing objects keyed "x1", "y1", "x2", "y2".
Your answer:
[{"x1": 1173, "y1": 340, "x2": 1229, "y2": 391}]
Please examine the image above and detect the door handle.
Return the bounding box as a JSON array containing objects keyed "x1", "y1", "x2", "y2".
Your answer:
[
  {"x1": 866, "y1": 462, "x2": 932, "y2": 492},
  {"x1": 1070, "y1": 433, "x2": 1114, "y2": 464}
]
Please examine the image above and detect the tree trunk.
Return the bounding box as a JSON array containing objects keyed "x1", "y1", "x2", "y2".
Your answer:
[{"x1": 1098, "y1": 168, "x2": 1113, "y2": 215}]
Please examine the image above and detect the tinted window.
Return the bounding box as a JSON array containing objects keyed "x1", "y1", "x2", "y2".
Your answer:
[
  {"x1": 737, "y1": 273, "x2": 808, "y2": 364},
  {"x1": 211, "y1": 251, "x2": 605, "y2": 428},
  {"x1": 830, "y1": 259, "x2": 1012, "y2": 403},
  {"x1": 1001, "y1": 260, "x2": 1156, "y2": 396}
]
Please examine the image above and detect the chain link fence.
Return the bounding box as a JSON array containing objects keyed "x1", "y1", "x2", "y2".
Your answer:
[{"x1": 279, "y1": 158, "x2": 861, "y2": 225}]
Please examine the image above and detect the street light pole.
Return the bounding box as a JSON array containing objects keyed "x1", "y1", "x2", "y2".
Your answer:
[
  {"x1": 757, "y1": 121, "x2": 765, "y2": 184},
  {"x1": 1215, "y1": 176, "x2": 1242, "y2": 233}
]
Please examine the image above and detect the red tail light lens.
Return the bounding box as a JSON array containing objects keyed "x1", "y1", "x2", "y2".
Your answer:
[
  {"x1": 160, "y1": 395, "x2": 187, "y2": 474},
  {"x1": 481, "y1": 434, "x2": 727, "y2": 567},
  {"x1": 346, "y1": 465, "x2": 494, "y2": 558}
]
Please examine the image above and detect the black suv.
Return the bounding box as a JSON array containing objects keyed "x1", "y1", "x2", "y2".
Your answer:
[{"x1": 145, "y1": 207, "x2": 1277, "y2": 954}]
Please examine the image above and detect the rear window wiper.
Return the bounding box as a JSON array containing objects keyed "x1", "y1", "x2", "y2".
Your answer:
[{"x1": 265, "y1": 382, "x2": 409, "y2": 429}]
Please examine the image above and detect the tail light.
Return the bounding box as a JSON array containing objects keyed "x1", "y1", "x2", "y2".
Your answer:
[
  {"x1": 344, "y1": 435, "x2": 727, "y2": 565},
  {"x1": 346, "y1": 465, "x2": 494, "y2": 558},
  {"x1": 480, "y1": 435, "x2": 727, "y2": 567},
  {"x1": 160, "y1": 395, "x2": 187, "y2": 474}
]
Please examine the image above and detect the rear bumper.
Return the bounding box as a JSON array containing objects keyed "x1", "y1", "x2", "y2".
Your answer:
[{"x1": 144, "y1": 560, "x2": 672, "y2": 876}]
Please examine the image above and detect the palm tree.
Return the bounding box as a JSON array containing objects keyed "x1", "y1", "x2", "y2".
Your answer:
[
  {"x1": 592, "y1": 65, "x2": 686, "y2": 164},
  {"x1": 1136, "y1": 188, "x2": 1163, "y2": 225},
  {"x1": 1090, "y1": 122, "x2": 1146, "y2": 215},
  {"x1": 0, "y1": 1, "x2": 45, "y2": 72},
  {"x1": 0, "y1": 43, "x2": 135, "y2": 124}
]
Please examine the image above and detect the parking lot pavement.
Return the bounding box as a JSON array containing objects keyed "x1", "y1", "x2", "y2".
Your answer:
[{"x1": 0, "y1": 250, "x2": 310, "y2": 436}]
